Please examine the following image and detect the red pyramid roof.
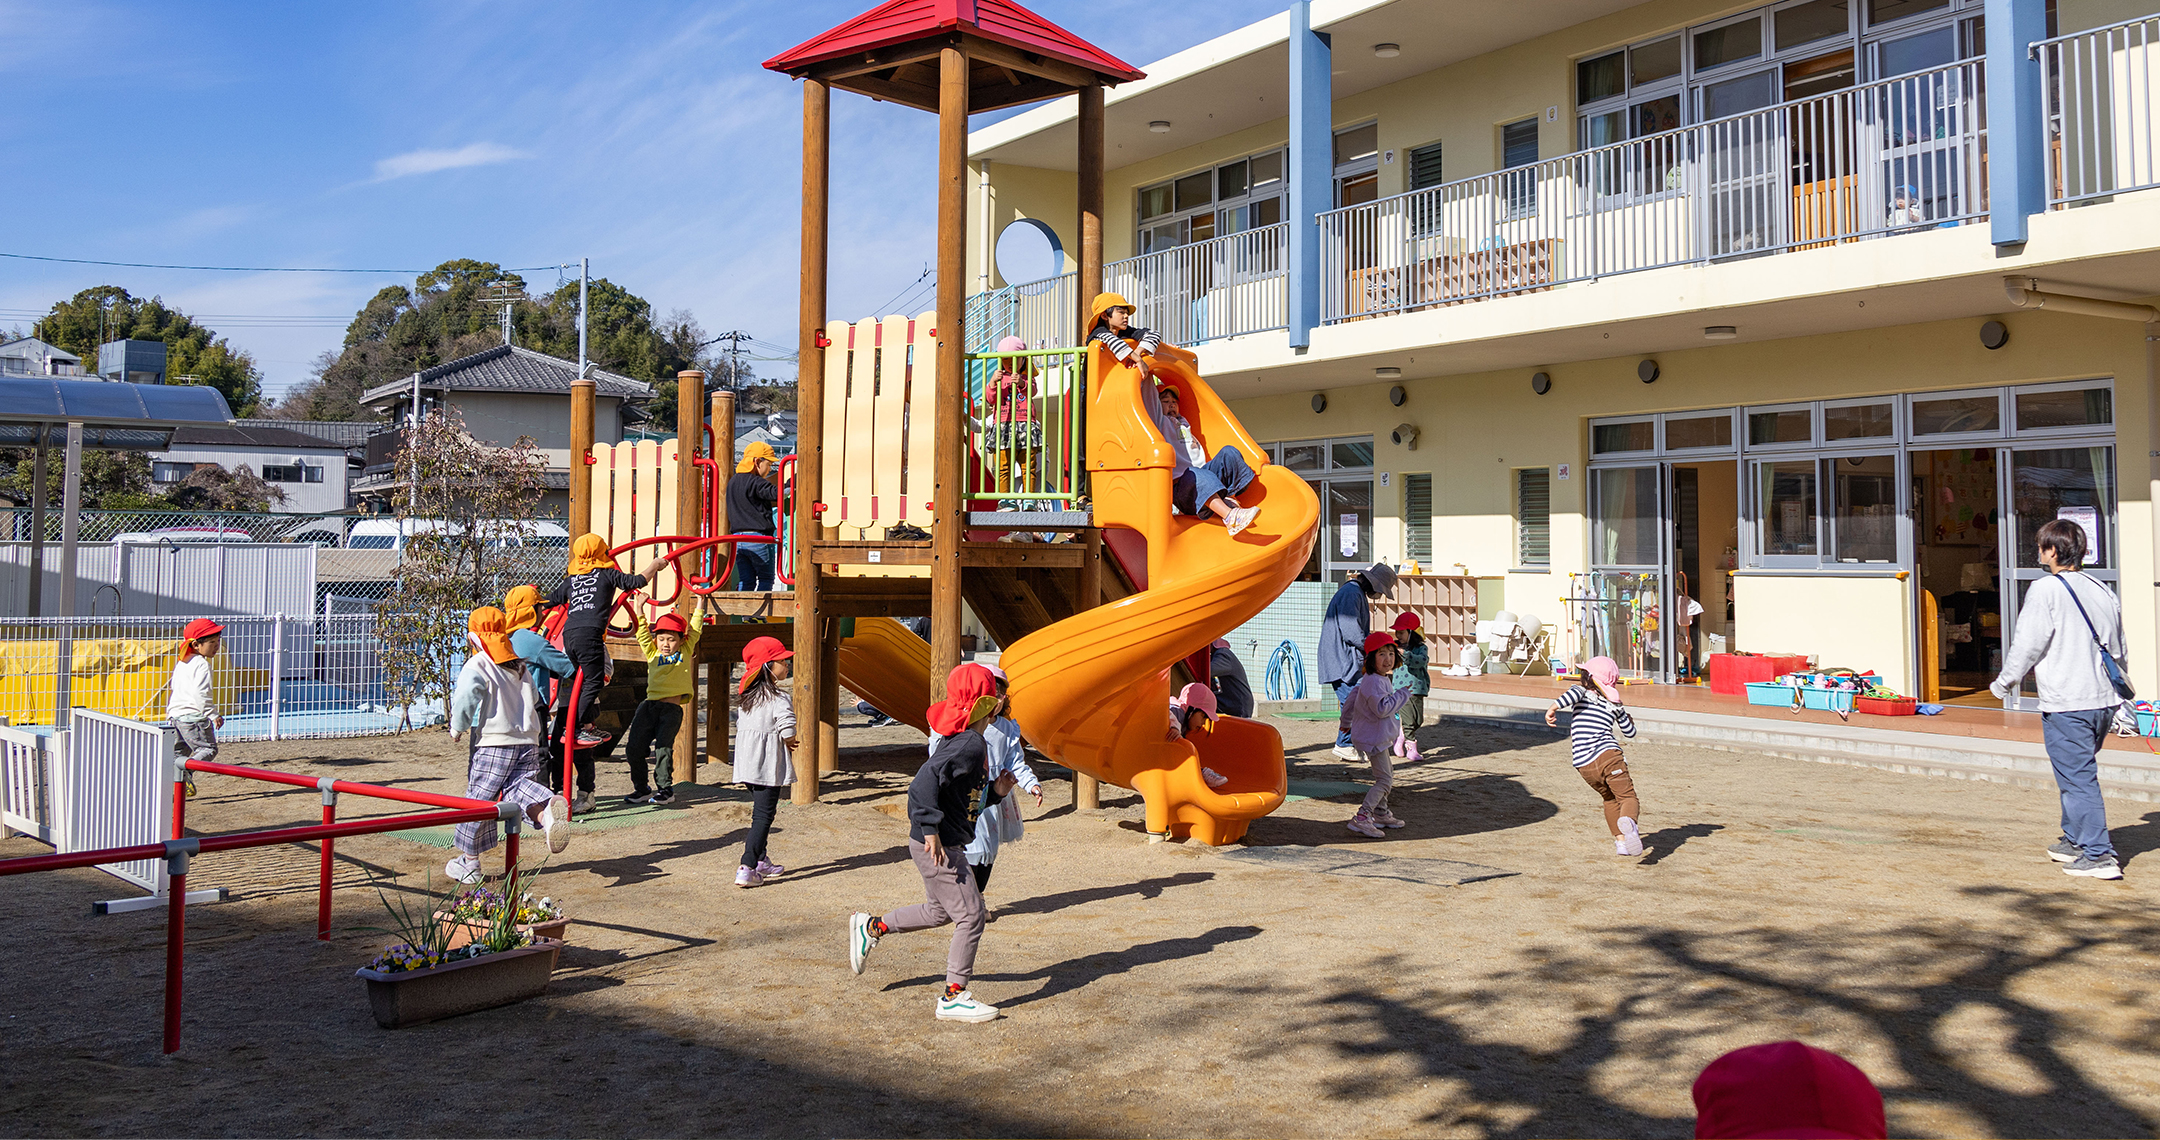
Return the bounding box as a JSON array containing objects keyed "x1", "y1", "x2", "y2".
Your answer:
[{"x1": 764, "y1": 0, "x2": 1144, "y2": 84}]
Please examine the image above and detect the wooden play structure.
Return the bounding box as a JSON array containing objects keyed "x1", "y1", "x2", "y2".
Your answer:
[{"x1": 558, "y1": 0, "x2": 1323, "y2": 844}]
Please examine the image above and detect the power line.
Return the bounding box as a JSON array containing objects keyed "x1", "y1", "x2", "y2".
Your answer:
[
  {"x1": 871, "y1": 264, "x2": 932, "y2": 318},
  {"x1": 0, "y1": 251, "x2": 566, "y2": 274}
]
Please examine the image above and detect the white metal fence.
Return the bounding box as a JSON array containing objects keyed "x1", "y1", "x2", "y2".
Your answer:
[
  {"x1": 1320, "y1": 59, "x2": 1987, "y2": 323},
  {"x1": 60, "y1": 711, "x2": 173, "y2": 893},
  {"x1": 0, "y1": 541, "x2": 318, "y2": 619},
  {"x1": 1106, "y1": 222, "x2": 1289, "y2": 346},
  {"x1": 2038, "y1": 15, "x2": 2160, "y2": 207},
  {"x1": 0, "y1": 614, "x2": 433, "y2": 739},
  {"x1": 965, "y1": 273, "x2": 1080, "y2": 351},
  {"x1": 0, "y1": 721, "x2": 54, "y2": 842}
]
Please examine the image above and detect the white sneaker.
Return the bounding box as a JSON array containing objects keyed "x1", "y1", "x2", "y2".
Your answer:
[
  {"x1": 1224, "y1": 506, "x2": 1258, "y2": 537},
  {"x1": 1618, "y1": 817, "x2": 1644, "y2": 856},
  {"x1": 444, "y1": 855, "x2": 482, "y2": 885},
  {"x1": 1200, "y1": 766, "x2": 1228, "y2": 789},
  {"x1": 543, "y1": 796, "x2": 571, "y2": 853},
  {"x1": 1331, "y1": 745, "x2": 1360, "y2": 762},
  {"x1": 935, "y1": 988, "x2": 1000, "y2": 1022},
  {"x1": 1347, "y1": 813, "x2": 1385, "y2": 839},
  {"x1": 848, "y1": 913, "x2": 879, "y2": 974},
  {"x1": 572, "y1": 792, "x2": 594, "y2": 815}
]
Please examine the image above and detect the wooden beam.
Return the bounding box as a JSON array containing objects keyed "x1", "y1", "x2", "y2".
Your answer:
[
  {"x1": 1078, "y1": 84, "x2": 1104, "y2": 331},
  {"x1": 969, "y1": 77, "x2": 1080, "y2": 113},
  {"x1": 830, "y1": 74, "x2": 941, "y2": 112},
  {"x1": 1075, "y1": 525, "x2": 1104, "y2": 810},
  {"x1": 670, "y1": 369, "x2": 705, "y2": 790},
  {"x1": 568, "y1": 378, "x2": 595, "y2": 537},
  {"x1": 962, "y1": 37, "x2": 1099, "y2": 90},
  {"x1": 806, "y1": 541, "x2": 1086, "y2": 568},
  {"x1": 802, "y1": 45, "x2": 945, "y2": 84},
  {"x1": 994, "y1": 63, "x2": 1021, "y2": 86},
  {"x1": 705, "y1": 657, "x2": 730, "y2": 778},
  {"x1": 932, "y1": 44, "x2": 970, "y2": 701},
  {"x1": 819, "y1": 617, "x2": 840, "y2": 776},
  {"x1": 793, "y1": 77, "x2": 831, "y2": 807}
]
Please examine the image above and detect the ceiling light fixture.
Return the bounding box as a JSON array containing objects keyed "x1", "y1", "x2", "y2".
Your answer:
[
  {"x1": 1703, "y1": 325, "x2": 1737, "y2": 339},
  {"x1": 1374, "y1": 43, "x2": 1401, "y2": 58},
  {"x1": 1148, "y1": 120, "x2": 1171, "y2": 133}
]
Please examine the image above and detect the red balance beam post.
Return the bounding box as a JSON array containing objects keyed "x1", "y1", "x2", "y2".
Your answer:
[
  {"x1": 164, "y1": 841, "x2": 193, "y2": 1054},
  {"x1": 317, "y1": 778, "x2": 337, "y2": 941}
]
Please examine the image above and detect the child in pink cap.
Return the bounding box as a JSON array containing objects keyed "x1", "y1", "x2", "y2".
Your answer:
[
  {"x1": 1168, "y1": 681, "x2": 1231, "y2": 789},
  {"x1": 1545, "y1": 656, "x2": 1643, "y2": 855}
]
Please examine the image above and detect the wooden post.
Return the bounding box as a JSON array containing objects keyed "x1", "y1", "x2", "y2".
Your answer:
[
  {"x1": 671, "y1": 369, "x2": 705, "y2": 788},
  {"x1": 820, "y1": 617, "x2": 841, "y2": 775},
  {"x1": 1074, "y1": 525, "x2": 1103, "y2": 810},
  {"x1": 705, "y1": 655, "x2": 731, "y2": 774},
  {"x1": 568, "y1": 378, "x2": 595, "y2": 537},
  {"x1": 792, "y1": 77, "x2": 831, "y2": 806},
  {"x1": 930, "y1": 44, "x2": 970, "y2": 699},
  {"x1": 1077, "y1": 83, "x2": 1105, "y2": 330}
]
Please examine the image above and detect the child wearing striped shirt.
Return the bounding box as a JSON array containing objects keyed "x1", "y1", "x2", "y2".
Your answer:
[{"x1": 1545, "y1": 656, "x2": 1644, "y2": 856}]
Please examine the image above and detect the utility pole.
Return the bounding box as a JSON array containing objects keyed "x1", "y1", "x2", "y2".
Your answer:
[
  {"x1": 707, "y1": 330, "x2": 752, "y2": 390},
  {"x1": 577, "y1": 258, "x2": 589, "y2": 382}
]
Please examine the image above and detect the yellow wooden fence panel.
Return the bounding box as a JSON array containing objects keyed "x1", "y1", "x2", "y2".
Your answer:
[
  {"x1": 869, "y1": 314, "x2": 912, "y2": 536},
  {"x1": 822, "y1": 319, "x2": 855, "y2": 538},
  {"x1": 902, "y1": 311, "x2": 939, "y2": 530},
  {"x1": 654, "y1": 439, "x2": 680, "y2": 605}
]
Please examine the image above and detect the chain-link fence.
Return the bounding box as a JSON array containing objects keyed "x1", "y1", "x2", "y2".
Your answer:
[
  {"x1": 0, "y1": 509, "x2": 572, "y2": 546},
  {"x1": 0, "y1": 613, "x2": 452, "y2": 740}
]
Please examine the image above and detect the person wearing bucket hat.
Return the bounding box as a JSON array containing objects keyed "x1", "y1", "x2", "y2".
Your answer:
[
  {"x1": 502, "y1": 583, "x2": 574, "y2": 715},
  {"x1": 167, "y1": 618, "x2": 228, "y2": 796},
  {"x1": 849, "y1": 662, "x2": 1003, "y2": 1023},
  {"x1": 728, "y1": 440, "x2": 782, "y2": 590},
  {"x1": 941, "y1": 663, "x2": 1042, "y2": 899},
  {"x1": 446, "y1": 607, "x2": 570, "y2": 884},
  {"x1": 1321, "y1": 562, "x2": 1399, "y2": 760},
  {"x1": 1089, "y1": 292, "x2": 1260, "y2": 536},
  {"x1": 732, "y1": 635, "x2": 799, "y2": 887},
  {"x1": 1692, "y1": 1041, "x2": 1886, "y2": 1139},
  {"x1": 1340, "y1": 630, "x2": 1414, "y2": 838},
  {"x1": 1390, "y1": 612, "x2": 1430, "y2": 762},
  {"x1": 1546, "y1": 656, "x2": 1644, "y2": 856}
]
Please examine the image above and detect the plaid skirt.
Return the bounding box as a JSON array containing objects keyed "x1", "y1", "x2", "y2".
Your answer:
[{"x1": 457, "y1": 743, "x2": 554, "y2": 855}]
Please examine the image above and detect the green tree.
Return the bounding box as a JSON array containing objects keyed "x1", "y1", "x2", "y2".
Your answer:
[
  {"x1": 31, "y1": 286, "x2": 265, "y2": 416},
  {"x1": 161, "y1": 464, "x2": 286, "y2": 512},
  {"x1": 0, "y1": 447, "x2": 163, "y2": 512}
]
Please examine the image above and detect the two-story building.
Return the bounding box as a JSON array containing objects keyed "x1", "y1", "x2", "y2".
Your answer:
[
  {"x1": 353, "y1": 344, "x2": 656, "y2": 516},
  {"x1": 150, "y1": 422, "x2": 353, "y2": 514},
  {"x1": 966, "y1": 0, "x2": 2160, "y2": 708}
]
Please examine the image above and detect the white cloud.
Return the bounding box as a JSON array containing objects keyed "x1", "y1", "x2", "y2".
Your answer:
[{"x1": 372, "y1": 142, "x2": 528, "y2": 181}]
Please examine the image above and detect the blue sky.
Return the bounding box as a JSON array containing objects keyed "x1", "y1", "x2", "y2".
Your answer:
[{"x1": 1, "y1": 0, "x2": 1282, "y2": 403}]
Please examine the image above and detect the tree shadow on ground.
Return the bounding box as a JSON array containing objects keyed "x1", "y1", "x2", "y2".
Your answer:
[
  {"x1": 995, "y1": 871, "x2": 1216, "y2": 918},
  {"x1": 880, "y1": 924, "x2": 1263, "y2": 1008},
  {"x1": 1244, "y1": 772, "x2": 1558, "y2": 846},
  {"x1": 540, "y1": 831, "x2": 747, "y2": 888},
  {"x1": 782, "y1": 843, "x2": 914, "y2": 884}
]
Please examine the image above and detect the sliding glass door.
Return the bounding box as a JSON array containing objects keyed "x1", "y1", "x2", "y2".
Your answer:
[{"x1": 1588, "y1": 464, "x2": 1668, "y2": 678}]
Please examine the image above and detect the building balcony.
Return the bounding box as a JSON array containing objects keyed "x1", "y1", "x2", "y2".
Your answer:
[{"x1": 966, "y1": 221, "x2": 1290, "y2": 351}]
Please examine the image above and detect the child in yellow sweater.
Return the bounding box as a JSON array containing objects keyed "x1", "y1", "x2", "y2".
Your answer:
[{"x1": 625, "y1": 599, "x2": 706, "y2": 805}]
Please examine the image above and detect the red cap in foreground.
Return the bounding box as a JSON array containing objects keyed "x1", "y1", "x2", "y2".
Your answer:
[{"x1": 1693, "y1": 1041, "x2": 1886, "y2": 1140}]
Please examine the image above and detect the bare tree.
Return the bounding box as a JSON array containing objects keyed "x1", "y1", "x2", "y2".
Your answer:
[{"x1": 378, "y1": 408, "x2": 548, "y2": 726}]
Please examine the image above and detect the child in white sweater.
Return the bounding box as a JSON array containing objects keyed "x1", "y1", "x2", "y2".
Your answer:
[
  {"x1": 447, "y1": 607, "x2": 570, "y2": 884},
  {"x1": 167, "y1": 618, "x2": 226, "y2": 798}
]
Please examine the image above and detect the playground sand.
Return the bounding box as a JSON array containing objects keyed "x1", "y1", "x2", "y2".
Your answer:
[{"x1": 3, "y1": 713, "x2": 2158, "y2": 1138}]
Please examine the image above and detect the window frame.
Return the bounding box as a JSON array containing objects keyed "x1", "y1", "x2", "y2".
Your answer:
[
  {"x1": 1516, "y1": 466, "x2": 1552, "y2": 569},
  {"x1": 1134, "y1": 147, "x2": 1286, "y2": 256},
  {"x1": 1743, "y1": 401, "x2": 1819, "y2": 451},
  {"x1": 1904, "y1": 385, "x2": 2008, "y2": 443},
  {"x1": 2009, "y1": 378, "x2": 2118, "y2": 438}
]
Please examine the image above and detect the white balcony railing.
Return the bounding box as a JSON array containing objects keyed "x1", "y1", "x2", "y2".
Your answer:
[
  {"x1": 2037, "y1": 14, "x2": 2160, "y2": 207},
  {"x1": 1319, "y1": 59, "x2": 1987, "y2": 325},
  {"x1": 1105, "y1": 221, "x2": 1290, "y2": 346},
  {"x1": 965, "y1": 272, "x2": 1079, "y2": 352}
]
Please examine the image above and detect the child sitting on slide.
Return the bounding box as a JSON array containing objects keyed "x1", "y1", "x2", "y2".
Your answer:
[{"x1": 1086, "y1": 292, "x2": 1259, "y2": 537}]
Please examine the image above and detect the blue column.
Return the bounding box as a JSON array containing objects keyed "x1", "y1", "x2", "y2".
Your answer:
[
  {"x1": 1288, "y1": 1, "x2": 1332, "y2": 348},
  {"x1": 1986, "y1": 0, "x2": 2048, "y2": 245}
]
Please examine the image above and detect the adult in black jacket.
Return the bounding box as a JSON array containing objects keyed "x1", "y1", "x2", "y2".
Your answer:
[
  {"x1": 1210, "y1": 638, "x2": 1255, "y2": 719},
  {"x1": 729, "y1": 441, "x2": 782, "y2": 590}
]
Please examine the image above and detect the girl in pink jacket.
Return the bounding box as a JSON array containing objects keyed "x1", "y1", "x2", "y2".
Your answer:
[{"x1": 1340, "y1": 631, "x2": 1412, "y2": 838}]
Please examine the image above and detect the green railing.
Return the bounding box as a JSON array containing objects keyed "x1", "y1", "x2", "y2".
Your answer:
[{"x1": 963, "y1": 347, "x2": 1087, "y2": 508}]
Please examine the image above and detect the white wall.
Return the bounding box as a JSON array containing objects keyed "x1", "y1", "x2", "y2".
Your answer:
[{"x1": 154, "y1": 445, "x2": 348, "y2": 514}]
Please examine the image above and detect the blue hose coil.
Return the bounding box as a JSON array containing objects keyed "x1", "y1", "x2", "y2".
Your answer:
[{"x1": 1265, "y1": 639, "x2": 1306, "y2": 702}]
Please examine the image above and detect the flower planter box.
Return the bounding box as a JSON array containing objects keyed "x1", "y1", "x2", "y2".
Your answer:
[
  {"x1": 356, "y1": 938, "x2": 561, "y2": 1029},
  {"x1": 438, "y1": 914, "x2": 571, "y2": 951}
]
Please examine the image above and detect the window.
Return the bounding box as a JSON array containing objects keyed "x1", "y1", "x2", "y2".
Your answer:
[
  {"x1": 1694, "y1": 17, "x2": 1764, "y2": 71},
  {"x1": 1777, "y1": 0, "x2": 1852, "y2": 51},
  {"x1": 1632, "y1": 36, "x2": 1683, "y2": 85},
  {"x1": 2016, "y1": 386, "x2": 2112, "y2": 431},
  {"x1": 1407, "y1": 141, "x2": 1445, "y2": 191},
  {"x1": 1405, "y1": 473, "x2": 1433, "y2": 563},
  {"x1": 1867, "y1": 0, "x2": 1949, "y2": 27},
  {"x1": 1134, "y1": 148, "x2": 1286, "y2": 255},
  {"x1": 1517, "y1": 468, "x2": 1551, "y2": 566},
  {"x1": 1501, "y1": 119, "x2": 1539, "y2": 217},
  {"x1": 1825, "y1": 401, "x2": 1895, "y2": 440},
  {"x1": 151, "y1": 462, "x2": 197, "y2": 484},
  {"x1": 1333, "y1": 124, "x2": 1379, "y2": 166},
  {"x1": 1748, "y1": 407, "x2": 1812, "y2": 445},
  {"x1": 1758, "y1": 459, "x2": 1819, "y2": 556},
  {"x1": 304, "y1": 464, "x2": 326, "y2": 484},
  {"x1": 1911, "y1": 392, "x2": 2000, "y2": 435},
  {"x1": 1593, "y1": 419, "x2": 1655, "y2": 454},
  {"x1": 1265, "y1": 435, "x2": 1375, "y2": 582},
  {"x1": 1334, "y1": 123, "x2": 1380, "y2": 210},
  {"x1": 1665, "y1": 413, "x2": 1733, "y2": 450},
  {"x1": 1833, "y1": 455, "x2": 1899, "y2": 562},
  {"x1": 262, "y1": 464, "x2": 305, "y2": 483}
]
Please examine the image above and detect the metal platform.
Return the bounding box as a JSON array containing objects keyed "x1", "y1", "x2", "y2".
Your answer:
[{"x1": 967, "y1": 510, "x2": 1092, "y2": 529}]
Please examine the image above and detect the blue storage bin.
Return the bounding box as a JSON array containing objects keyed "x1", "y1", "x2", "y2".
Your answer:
[
  {"x1": 1746, "y1": 682, "x2": 1796, "y2": 708},
  {"x1": 1800, "y1": 687, "x2": 1856, "y2": 713},
  {"x1": 2137, "y1": 709, "x2": 2159, "y2": 737}
]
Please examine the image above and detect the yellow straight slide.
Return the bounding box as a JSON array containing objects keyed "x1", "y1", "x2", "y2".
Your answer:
[{"x1": 1003, "y1": 342, "x2": 1319, "y2": 844}]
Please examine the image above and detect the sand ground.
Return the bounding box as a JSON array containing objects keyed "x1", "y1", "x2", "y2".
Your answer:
[{"x1": 2, "y1": 708, "x2": 2157, "y2": 1138}]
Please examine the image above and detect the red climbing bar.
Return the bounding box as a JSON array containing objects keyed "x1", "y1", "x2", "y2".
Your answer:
[
  {"x1": 164, "y1": 858, "x2": 187, "y2": 1054},
  {"x1": 184, "y1": 759, "x2": 494, "y2": 812}
]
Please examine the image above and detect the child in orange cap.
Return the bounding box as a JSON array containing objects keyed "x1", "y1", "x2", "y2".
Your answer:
[
  {"x1": 447, "y1": 607, "x2": 569, "y2": 884},
  {"x1": 623, "y1": 597, "x2": 708, "y2": 806},
  {"x1": 732, "y1": 635, "x2": 798, "y2": 887},
  {"x1": 167, "y1": 618, "x2": 226, "y2": 797},
  {"x1": 1545, "y1": 656, "x2": 1643, "y2": 856},
  {"x1": 1341, "y1": 630, "x2": 1412, "y2": 838}
]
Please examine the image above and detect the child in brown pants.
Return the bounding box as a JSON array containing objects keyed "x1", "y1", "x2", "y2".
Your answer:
[{"x1": 1545, "y1": 655, "x2": 1643, "y2": 856}]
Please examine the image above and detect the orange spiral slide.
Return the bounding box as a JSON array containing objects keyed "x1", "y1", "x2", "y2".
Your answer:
[{"x1": 1002, "y1": 342, "x2": 1319, "y2": 844}]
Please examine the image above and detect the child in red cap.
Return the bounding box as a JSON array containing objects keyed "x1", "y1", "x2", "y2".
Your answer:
[
  {"x1": 1693, "y1": 1041, "x2": 1885, "y2": 1139},
  {"x1": 623, "y1": 598, "x2": 708, "y2": 806},
  {"x1": 1546, "y1": 655, "x2": 1643, "y2": 856},
  {"x1": 1389, "y1": 612, "x2": 1429, "y2": 761},
  {"x1": 167, "y1": 618, "x2": 225, "y2": 797},
  {"x1": 1341, "y1": 630, "x2": 1412, "y2": 838},
  {"x1": 732, "y1": 635, "x2": 798, "y2": 887}
]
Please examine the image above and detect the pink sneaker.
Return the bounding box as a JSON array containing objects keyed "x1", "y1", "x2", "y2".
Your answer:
[
  {"x1": 1347, "y1": 812, "x2": 1385, "y2": 839},
  {"x1": 734, "y1": 865, "x2": 763, "y2": 888},
  {"x1": 1372, "y1": 806, "x2": 1407, "y2": 829},
  {"x1": 1404, "y1": 741, "x2": 1424, "y2": 762},
  {"x1": 755, "y1": 859, "x2": 786, "y2": 878}
]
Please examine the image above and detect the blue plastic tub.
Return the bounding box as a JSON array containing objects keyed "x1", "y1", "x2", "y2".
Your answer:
[
  {"x1": 1800, "y1": 687, "x2": 1856, "y2": 713},
  {"x1": 1745, "y1": 682, "x2": 1796, "y2": 708},
  {"x1": 2137, "y1": 709, "x2": 2159, "y2": 737}
]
